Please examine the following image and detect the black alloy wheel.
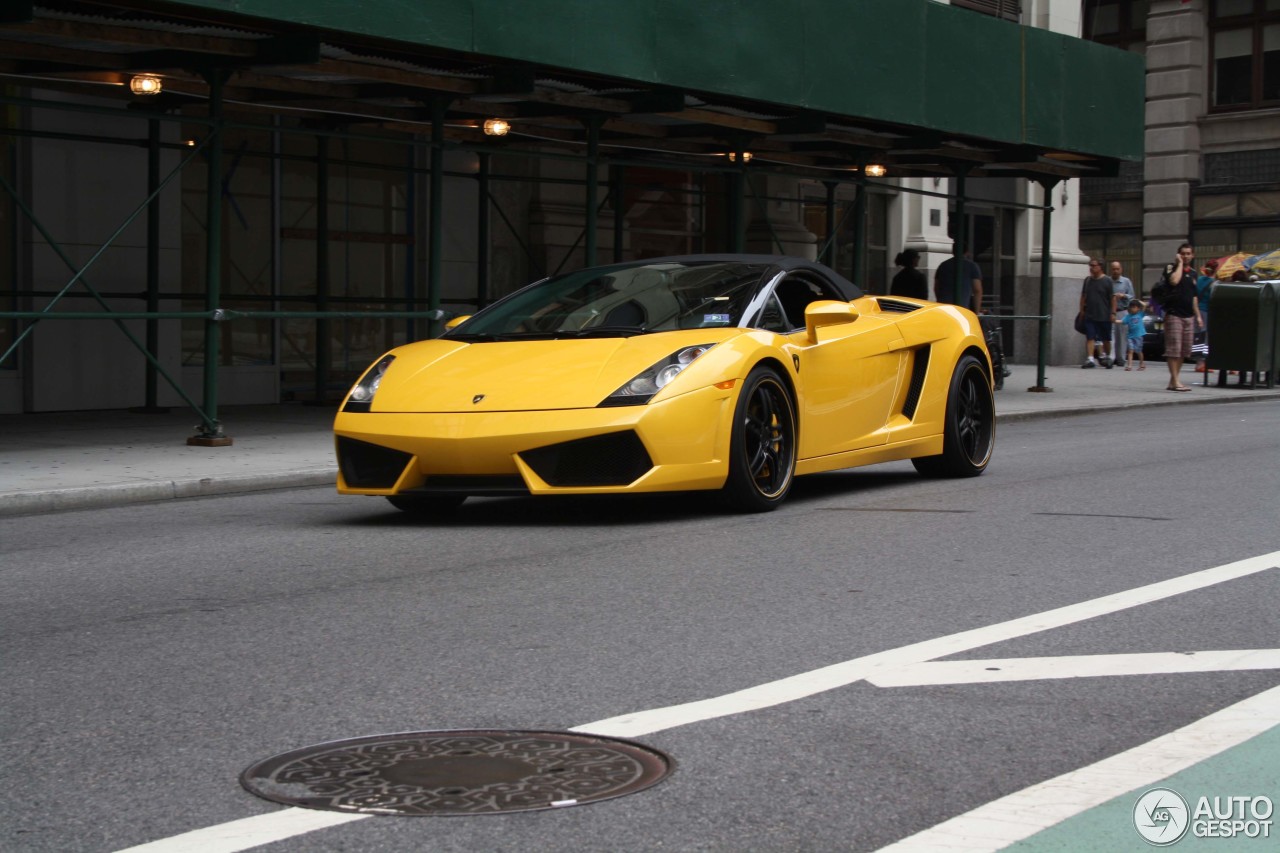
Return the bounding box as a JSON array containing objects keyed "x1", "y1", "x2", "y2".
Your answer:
[
  {"x1": 912, "y1": 353, "x2": 995, "y2": 478},
  {"x1": 721, "y1": 366, "x2": 797, "y2": 512}
]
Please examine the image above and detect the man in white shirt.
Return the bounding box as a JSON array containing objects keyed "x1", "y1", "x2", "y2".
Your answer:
[{"x1": 1109, "y1": 260, "x2": 1135, "y2": 368}]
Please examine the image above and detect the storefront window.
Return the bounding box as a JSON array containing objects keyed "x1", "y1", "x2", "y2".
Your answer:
[
  {"x1": 1194, "y1": 194, "x2": 1240, "y2": 218},
  {"x1": 1193, "y1": 225, "x2": 1280, "y2": 259},
  {"x1": 1241, "y1": 189, "x2": 1280, "y2": 215}
]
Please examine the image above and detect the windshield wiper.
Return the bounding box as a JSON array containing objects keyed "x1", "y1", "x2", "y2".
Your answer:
[
  {"x1": 448, "y1": 327, "x2": 648, "y2": 342},
  {"x1": 447, "y1": 331, "x2": 562, "y2": 342},
  {"x1": 567, "y1": 325, "x2": 648, "y2": 338}
]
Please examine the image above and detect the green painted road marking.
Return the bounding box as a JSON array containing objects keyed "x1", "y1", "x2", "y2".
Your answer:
[{"x1": 1007, "y1": 723, "x2": 1280, "y2": 852}]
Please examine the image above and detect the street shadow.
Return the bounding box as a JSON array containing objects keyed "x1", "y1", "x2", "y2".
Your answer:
[{"x1": 332, "y1": 466, "x2": 926, "y2": 529}]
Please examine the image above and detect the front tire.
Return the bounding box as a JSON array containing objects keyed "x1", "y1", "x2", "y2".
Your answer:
[
  {"x1": 912, "y1": 354, "x2": 994, "y2": 478},
  {"x1": 721, "y1": 366, "x2": 797, "y2": 512}
]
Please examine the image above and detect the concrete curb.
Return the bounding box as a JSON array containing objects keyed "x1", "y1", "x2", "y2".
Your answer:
[
  {"x1": 0, "y1": 468, "x2": 337, "y2": 518},
  {"x1": 993, "y1": 387, "x2": 1280, "y2": 423}
]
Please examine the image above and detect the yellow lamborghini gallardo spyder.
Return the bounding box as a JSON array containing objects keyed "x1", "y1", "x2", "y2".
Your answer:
[{"x1": 334, "y1": 255, "x2": 994, "y2": 513}]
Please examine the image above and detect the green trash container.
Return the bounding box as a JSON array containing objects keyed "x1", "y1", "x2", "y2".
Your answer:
[
  {"x1": 1271, "y1": 280, "x2": 1280, "y2": 381},
  {"x1": 1206, "y1": 282, "x2": 1276, "y2": 389}
]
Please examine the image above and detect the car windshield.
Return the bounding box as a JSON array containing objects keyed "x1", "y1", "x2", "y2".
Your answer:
[{"x1": 446, "y1": 261, "x2": 771, "y2": 339}]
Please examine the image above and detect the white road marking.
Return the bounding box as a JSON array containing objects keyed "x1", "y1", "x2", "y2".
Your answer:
[
  {"x1": 866, "y1": 649, "x2": 1280, "y2": 687},
  {"x1": 573, "y1": 550, "x2": 1278, "y2": 738},
  {"x1": 116, "y1": 550, "x2": 1279, "y2": 853},
  {"x1": 117, "y1": 809, "x2": 366, "y2": 852},
  {"x1": 873, "y1": 682, "x2": 1280, "y2": 852}
]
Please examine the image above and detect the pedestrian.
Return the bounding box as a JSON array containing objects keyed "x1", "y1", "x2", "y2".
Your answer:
[
  {"x1": 1153, "y1": 242, "x2": 1203, "y2": 391},
  {"x1": 1078, "y1": 257, "x2": 1116, "y2": 368},
  {"x1": 1193, "y1": 259, "x2": 1216, "y2": 371},
  {"x1": 1109, "y1": 260, "x2": 1135, "y2": 365},
  {"x1": 1120, "y1": 298, "x2": 1146, "y2": 371},
  {"x1": 890, "y1": 248, "x2": 927, "y2": 300},
  {"x1": 934, "y1": 250, "x2": 983, "y2": 313}
]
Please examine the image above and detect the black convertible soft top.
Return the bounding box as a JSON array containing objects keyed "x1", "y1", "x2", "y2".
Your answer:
[{"x1": 635, "y1": 254, "x2": 861, "y2": 300}]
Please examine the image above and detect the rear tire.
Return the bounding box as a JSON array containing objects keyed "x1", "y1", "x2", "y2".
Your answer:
[
  {"x1": 912, "y1": 354, "x2": 994, "y2": 478},
  {"x1": 386, "y1": 494, "x2": 467, "y2": 515},
  {"x1": 721, "y1": 366, "x2": 797, "y2": 512}
]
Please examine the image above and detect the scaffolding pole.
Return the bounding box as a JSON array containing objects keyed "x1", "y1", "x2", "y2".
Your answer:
[{"x1": 191, "y1": 70, "x2": 230, "y2": 445}]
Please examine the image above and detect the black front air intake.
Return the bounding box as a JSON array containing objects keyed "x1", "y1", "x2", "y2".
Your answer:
[
  {"x1": 519, "y1": 431, "x2": 654, "y2": 487},
  {"x1": 336, "y1": 437, "x2": 413, "y2": 488}
]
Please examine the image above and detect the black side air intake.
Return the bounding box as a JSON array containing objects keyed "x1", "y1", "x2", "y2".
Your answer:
[
  {"x1": 876, "y1": 299, "x2": 921, "y2": 314},
  {"x1": 901, "y1": 345, "x2": 931, "y2": 419}
]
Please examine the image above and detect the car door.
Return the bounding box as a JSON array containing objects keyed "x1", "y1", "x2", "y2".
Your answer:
[{"x1": 772, "y1": 274, "x2": 905, "y2": 458}]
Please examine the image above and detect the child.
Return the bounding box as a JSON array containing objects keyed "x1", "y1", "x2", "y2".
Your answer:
[{"x1": 1121, "y1": 298, "x2": 1146, "y2": 370}]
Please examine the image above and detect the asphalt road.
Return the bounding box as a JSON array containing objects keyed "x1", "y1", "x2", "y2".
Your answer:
[{"x1": 4, "y1": 401, "x2": 1279, "y2": 852}]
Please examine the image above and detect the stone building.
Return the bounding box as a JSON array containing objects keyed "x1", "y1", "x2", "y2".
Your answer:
[
  {"x1": 1080, "y1": 0, "x2": 1280, "y2": 291},
  {"x1": 0, "y1": 1, "x2": 1141, "y2": 421}
]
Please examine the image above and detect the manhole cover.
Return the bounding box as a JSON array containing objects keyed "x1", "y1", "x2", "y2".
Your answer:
[{"x1": 240, "y1": 729, "x2": 673, "y2": 816}]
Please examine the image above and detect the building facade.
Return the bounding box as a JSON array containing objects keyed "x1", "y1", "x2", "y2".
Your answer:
[
  {"x1": 1081, "y1": 0, "x2": 1280, "y2": 291},
  {"x1": 0, "y1": 0, "x2": 1140, "y2": 419}
]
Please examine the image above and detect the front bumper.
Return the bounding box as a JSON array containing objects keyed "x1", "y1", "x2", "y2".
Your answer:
[{"x1": 334, "y1": 383, "x2": 736, "y2": 496}]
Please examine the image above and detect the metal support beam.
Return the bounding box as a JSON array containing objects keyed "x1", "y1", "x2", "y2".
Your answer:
[
  {"x1": 730, "y1": 145, "x2": 746, "y2": 253},
  {"x1": 135, "y1": 114, "x2": 167, "y2": 413},
  {"x1": 822, "y1": 181, "x2": 837, "y2": 269},
  {"x1": 403, "y1": 139, "x2": 416, "y2": 341},
  {"x1": 746, "y1": 174, "x2": 786, "y2": 255},
  {"x1": 852, "y1": 178, "x2": 867, "y2": 287},
  {"x1": 427, "y1": 97, "x2": 447, "y2": 338},
  {"x1": 584, "y1": 116, "x2": 601, "y2": 267},
  {"x1": 612, "y1": 164, "x2": 625, "y2": 263},
  {"x1": 477, "y1": 151, "x2": 490, "y2": 309},
  {"x1": 312, "y1": 133, "x2": 330, "y2": 403},
  {"x1": 191, "y1": 69, "x2": 231, "y2": 444},
  {"x1": 1029, "y1": 178, "x2": 1058, "y2": 393},
  {"x1": 948, "y1": 166, "x2": 972, "y2": 309}
]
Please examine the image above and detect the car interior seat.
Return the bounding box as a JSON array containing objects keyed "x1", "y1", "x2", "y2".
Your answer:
[
  {"x1": 602, "y1": 299, "x2": 647, "y2": 327},
  {"x1": 775, "y1": 279, "x2": 820, "y2": 328}
]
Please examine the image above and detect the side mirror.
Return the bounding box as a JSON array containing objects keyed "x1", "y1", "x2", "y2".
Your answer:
[
  {"x1": 444, "y1": 315, "x2": 471, "y2": 331},
  {"x1": 805, "y1": 300, "x2": 859, "y2": 340}
]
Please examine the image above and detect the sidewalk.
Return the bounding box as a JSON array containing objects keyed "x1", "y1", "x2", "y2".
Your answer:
[{"x1": 1, "y1": 363, "x2": 1276, "y2": 517}]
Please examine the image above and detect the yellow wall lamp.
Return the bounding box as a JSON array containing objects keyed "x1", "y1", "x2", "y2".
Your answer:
[{"x1": 129, "y1": 73, "x2": 163, "y2": 96}]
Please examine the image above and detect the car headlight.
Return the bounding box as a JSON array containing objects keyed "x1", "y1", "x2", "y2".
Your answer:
[
  {"x1": 343, "y1": 355, "x2": 394, "y2": 412},
  {"x1": 600, "y1": 345, "x2": 713, "y2": 407}
]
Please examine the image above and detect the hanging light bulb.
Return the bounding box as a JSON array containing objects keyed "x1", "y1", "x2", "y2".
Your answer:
[
  {"x1": 129, "y1": 74, "x2": 163, "y2": 96},
  {"x1": 482, "y1": 118, "x2": 510, "y2": 136},
  {"x1": 864, "y1": 164, "x2": 887, "y2": 178}
]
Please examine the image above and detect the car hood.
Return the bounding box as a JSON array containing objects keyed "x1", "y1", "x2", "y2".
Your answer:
[{"x1": 366, "y1": 329, "x2": 744, "y2": 412}]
